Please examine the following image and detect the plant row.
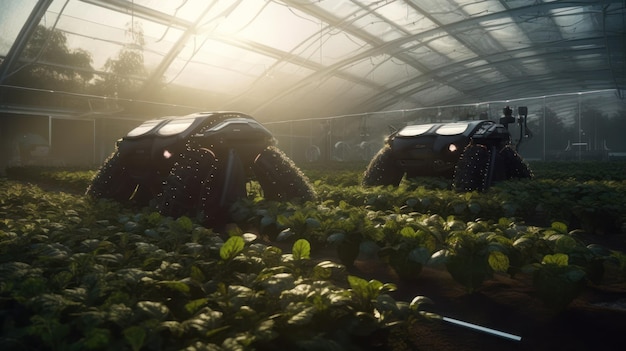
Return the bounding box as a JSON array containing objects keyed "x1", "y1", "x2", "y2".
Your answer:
[
  {"x1": 7, "y1": 162, "x2": 626, "y2": 235},
  {"x1": 2, "y1": 161, "x2": 626, "y2": 339},
  {"x1": 0, "y1": 180, "x2": 434, "y2": 350},
  {"x1": 231, "y1": 194, "x2": 626, "y2": 309}
]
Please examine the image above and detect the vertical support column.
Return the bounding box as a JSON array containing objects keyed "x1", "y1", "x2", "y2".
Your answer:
[
  {"x1": 577, "y1": 93, "x2": 582, "y2": 161},
  {"x1": 289, "y1": 120, "x2": 293, "y2": 160},
  {"x1": 93, "y1": 119, "x2": 97, "y2": 165},
  {"x1": 542, "y1": 96, "x2": 546, "y2": 161},
  {"x1": 48, "y1": 115, "x2": 52, "y2": 147}
]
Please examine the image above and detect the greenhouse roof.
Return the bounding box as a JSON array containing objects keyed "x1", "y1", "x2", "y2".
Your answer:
[{"x1": 0, "y1": 0, "x2": 624, "y2": 121}]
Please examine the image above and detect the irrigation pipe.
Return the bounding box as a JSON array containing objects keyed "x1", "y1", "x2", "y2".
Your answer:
[{"x1": 442, "y1": 316, "x2": 522, "y2": 341}]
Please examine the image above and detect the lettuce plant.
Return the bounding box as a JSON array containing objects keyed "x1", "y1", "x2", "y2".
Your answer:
[{"x1": 528, "y1": 253, "x2": 586, "y2": 311}]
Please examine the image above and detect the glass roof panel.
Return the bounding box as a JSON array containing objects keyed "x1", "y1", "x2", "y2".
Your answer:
[
  {"x1": 226, "y1": 2, "x2": 322, "y2": 53},
  {"x1": 314, "y1": 0, "x2": 361, "y2": 19},
  {"x1": 0, "y1": 0, "x2": 38, "y2": 56},
  {"x1": 351, "y1": 11, "x2": 404, "y2": 42},
  {"x1": 453, "y1": 0, "x2": 505, "y2": 18},
  {"x1": 131, "y1": 0, "x2": 210, "y2": 22},
  {"x1": 274, "y1": 75, "x2": 378, "y2": 118},
  {"x1": 513, "y1": 56, "x2": 550, "y2": 76},
  {"x1": 478, "y1": 16, "x2": 532, "y2": 51},
  {"x1": 341, "y1": 54, "x2": 421, "y2": 88},
  {"x1": 412, "y1": 84, "x2": 463, "y2": 106},
  {"x1": 424, "y1": 35, "x2": 476, "y2": 63},
  {"x1": 375, "y1": 1, "x2": 437, "y2": 32},
  {"x1": 414, "y1": 0, "x2": 467, "y2": 24},
  {"x1": 167, "y1": 59, "x2": 255, "y2": 95},
  {"x1": 40, "y1": 0, "x2": 183, "y2": 72},
  {"x1": 164, "y1": 38, "x2": 277, "y2": 90},
  {"x1": 0, "y1": 0, "x2": 623, "y2": 121},
  {"x1": 299, "y1": 30, "x2": 369, "y2": 66},
  {"x1": 550, "y1": 6, "x2": 596, "y2": 40},
  {"x1": 243, "y1": 61, "x2": 315, "y2": 100}
]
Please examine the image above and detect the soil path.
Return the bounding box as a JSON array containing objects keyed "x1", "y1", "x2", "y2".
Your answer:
[{"x1": 349, "y1": 254, "x2": 626, "y2": 351}]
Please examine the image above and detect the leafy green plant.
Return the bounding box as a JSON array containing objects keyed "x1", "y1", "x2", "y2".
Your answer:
[
  {"x1": 432, "y1": 222, "x2": 511, "y2": 292},
  {"x1": 527, "y1": 253, "x2": 586, "y2": 311},
  {"x1": 3, "y1": 162, "x2": 626, "y2": 349},
  {"x1": 325, "y1": 203, "x2": 384, "y2": 267},
  {"x1": 377, "y1": 215, "x2": 440, "y2": 280},
  {"x1": 274, "y1": 205, "x2": 323, "y2": 246}
]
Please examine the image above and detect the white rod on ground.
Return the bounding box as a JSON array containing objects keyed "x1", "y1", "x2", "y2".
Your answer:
[{"x1": 442, "y1": 316, "x2": 522, "y2": 341}]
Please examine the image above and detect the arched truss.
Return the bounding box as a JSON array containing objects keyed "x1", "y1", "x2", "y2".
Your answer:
[{"x1": 0, "y1": 0, "x2": 624, "y2": 120}]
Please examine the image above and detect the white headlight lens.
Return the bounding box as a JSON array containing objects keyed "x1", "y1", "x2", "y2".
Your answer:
[
  {"x1": 157, "y1": 118, "x2": 196, "y2": 136},
  {"x1": 436, "y1": 123, "x2": 470, "y2": 136},
  {"x1": 397, "y1": 124, "x2": 435, "y2": 137},
  {"x1": 126, "y1": 120, "x2": 161, "y2": 137}
]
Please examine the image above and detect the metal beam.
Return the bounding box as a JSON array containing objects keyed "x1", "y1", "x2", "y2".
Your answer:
[
  {"x1": 79, "y1": 0, "x2": 192, "y2": 29},
  {"x1": 363, "y1": 37, "x2": 620, "y2": 111},
  {"x1": 248, "y1": 0, "x2": 624, "y2": 114}
]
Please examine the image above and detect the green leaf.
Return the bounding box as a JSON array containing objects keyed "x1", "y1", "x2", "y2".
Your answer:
[
  {"x1": 82, "y1": 328, "x2": 110, "y2": 349},
  {"x1": 428, "y1": 249, "x2": 449, "y2": 265},
  {"x1": 107, "y1": 304, "x2": 133, "y2": 324},
  {"x1": 288, "y1": 306, "x2": 315, "y2": 325},
  {"x1": 292, "y1": 239, "x2": 311, "y2": 260},
  {"x1": 409, "y1": 296, "x2": 434, "y2": 311},
  {"x1": 190, "y1": 265, "x2": 206, "y2": 282},
  {"x1": 400, "y1": 226, "x2": 416, "y2": 237},
  {"x1": 262, "y1": 273, "x2": 295, "y2": 296},
  {"x1": 542, "y1": 253, "x2": 569, "y2": 266},
  {"x1": 220, "y1": 236, "x2": 245, "y2": 260},
  {"x1": 242, "y1": 232, "x2": 257, "y2": 243},
  {"x1": 183, "y1": 308, "x2": 223, "y2": 334},
  {"x1": 406, "y1": 198, "x2": 419, "y2": 207},
  {"x1": 260, "y1": 215, "x2": 275, "y2": 228},
  {"x1": 276, "y1": 228, "x2": 295, "y2": 241},
  {"x1": 123, "y1": 326, "x2": 146, "y2": 351},
  {"x1": 551, "y1": 221, "x2": 568, "y2": 234},
  {"x1": 276, "y1": 214, "x2": 290, "y2": 227},
  {"x1": 347, "y1": 275, "x2": 368, "y2": 293},
  {"x1": 158, "y1": 280, "x2": 191, "y2": 293},
  {"x1": 136, "y1": 301, "x2": 170, "y2": 320},
  {"x1": 565, "y1": 268, "x2": 586, "y2": 282},
  {"x1": 175, "y1": 216, "x2": 193, "y2": 231},
  {"x1": 313, "y1": 260, "x2": 343, "y2": 280},
  {"x1": 408, "y1": 247, "x2": 431, "y2": 265},
  {"x1": 488, "y1": 251, "x2": 510, "y2": 272},
  {"x1": 554, "y1": 235, "x2": 578, "y2": 254},
  {"x1": 160, "y1": 321, "x2": 184, "y2": 338},
  {"x1": 376, "y1": 294, "x2": 400, "y2": 314},
  {"x1": 185, "y1": 298, "x2": 209, "y2": 314},
  {"x1": 305, "y1": 217, "x2": 321, "y2": 228},
  {"x1": 347, "y1": 275, "x2": 385, "y2": 300},
  {"x1": 326, "y1": 232, "x2": 345, "y2": 245},
  {"x1": 467, "y1": 202, "x2": 481, "y2": 214}
]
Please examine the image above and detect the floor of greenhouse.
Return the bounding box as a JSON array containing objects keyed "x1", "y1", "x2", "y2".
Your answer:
[{"x1": 348, "y1": 251, "x2": 626, "y2": 351}]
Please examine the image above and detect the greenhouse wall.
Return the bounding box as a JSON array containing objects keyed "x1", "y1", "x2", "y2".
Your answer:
[
  {"x1": 265, "y1": 90, "x2": 626, "y2": 164},
  {"x1": 1, "y1": 89, "x2": 625, "y2": 173}
]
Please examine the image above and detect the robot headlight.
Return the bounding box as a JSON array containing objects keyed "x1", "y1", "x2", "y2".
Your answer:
[
  {"x1": 448, "y1": 144, "x2": 458, "y2": 152},
  {"x1": 397, "y1": 124, "x2": 434, "y2": 137},
  {"x1": 126, "y1": 120, "x2": 161, "y2": 137},
  {"x1": 157, "y1": 117, "x2": 197, "y2": 136},
  {"x1": 436, "y1": 122, "x2": 471, "y2": 136}
]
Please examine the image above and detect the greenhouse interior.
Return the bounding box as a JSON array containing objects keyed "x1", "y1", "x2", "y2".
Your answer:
[{"x1": 1, "y1": 1, "x2": 626, "y2": 350}]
